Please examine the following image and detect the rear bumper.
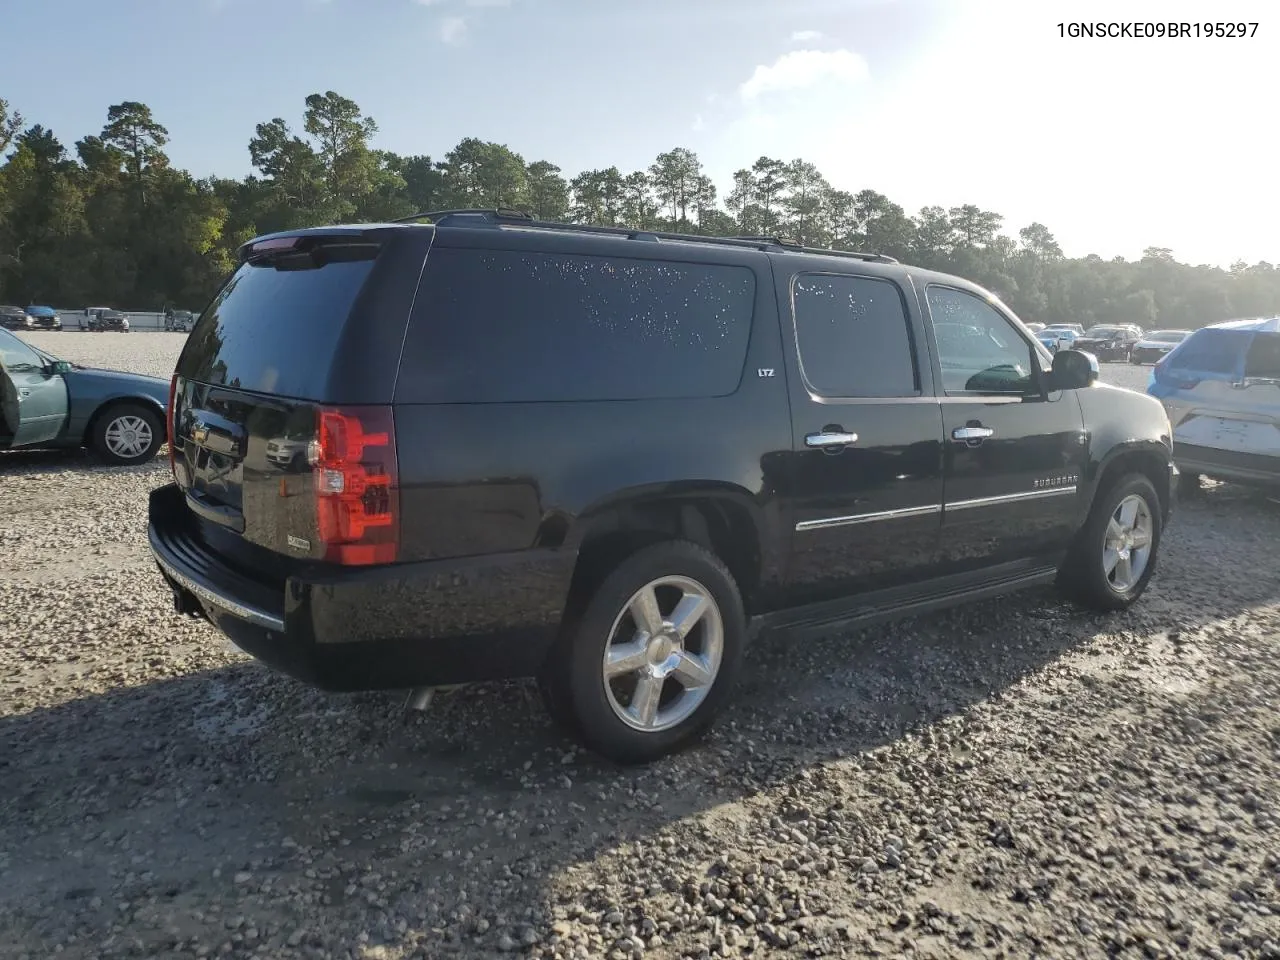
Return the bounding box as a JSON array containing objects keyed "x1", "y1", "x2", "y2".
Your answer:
[
  {"x1": 1175, "y1": 444, "x2": 1280, "y2": 487},
  {"x1": 147, "y1": 483, "x2": 576, "y2": 691}
]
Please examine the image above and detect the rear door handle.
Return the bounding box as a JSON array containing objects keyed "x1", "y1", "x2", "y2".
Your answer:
[
  {"x1": 952, "y1": 426, "x2": 994, "y2": 442},
  {"x1": 805, "y1": 431, "x2": 858, "y2": 448}
]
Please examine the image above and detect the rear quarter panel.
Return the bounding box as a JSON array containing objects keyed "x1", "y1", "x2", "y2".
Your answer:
[
  {"x1": 392, "y1": 231, "x2": 794, "y2": 604},
  {"x1": 64, "y1": 374, "x2": 168, "y2": 444}
]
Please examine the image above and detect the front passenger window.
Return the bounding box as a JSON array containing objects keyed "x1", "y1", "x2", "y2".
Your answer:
[{"x1": 927, "y1": 286, "x2": 1036, "y2": 396}]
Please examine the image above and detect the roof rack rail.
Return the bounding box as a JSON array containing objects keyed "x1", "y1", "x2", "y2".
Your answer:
[
  {"x1": 729, "y1": 235, "x2": 801, "y2": 247},
  {"x1": 395, "y1": 210, "x2": 898, "y2": 262},
  {"x1": 733, "y1": 235, "x2": 897, "y2": 263},
  {"x1": 391, "y1": 208, "x2": 535, "y2": 224}
]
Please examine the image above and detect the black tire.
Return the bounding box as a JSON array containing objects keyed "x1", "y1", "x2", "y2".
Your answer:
[
  {"x1": 90, "y1": 402, "x2": 164, "y2": 466},
  {"x1": 1059, "y1": 473, "x2": 1163, "y2": 612},
  {"x1": 542, "y1": 540, "x2": 746, "y2": 764},
  {"x1": 1177, "y1": 471, "x2": 1203, "y2": 498}
]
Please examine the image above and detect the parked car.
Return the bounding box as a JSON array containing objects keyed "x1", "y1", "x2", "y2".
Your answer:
[
  {"x1": 0, "y1": 306, "x2": 32, "y2": 330},
  {"x1": 1025, "y1": 322, "x2": 1046, "y2": 334},
  {"x1": 0, "y1": 326, "x2": 168, "y2": 464},
  {"x1": 1074, "y1": 324, "x2": 1143, "y2": 362},
  {"x1": 1044, "y1": 323, "x2": 1086, "y2": 337},
  {"x1": 148, "y1": 212, "x2": 1175, "y2": 763},
  {"x1": 24, "y1": 305, "x2": 62, "y2": 330},
  {"x1": 1131, "y1": 329, "x2": 1189, "y2": 364},
  {"x1": 1147, "y1": 317, "x2": 1280, "y2": 494},
  {"x1": 93, "y1": 310, "x2": 130, "y2": 332},
  {"x1": 79, "y1": 307, "x2": 114, "y2": 331},
  {"x1": 1037, "y1": 328, "x2": 1078, "y2": 353},
  {"x1": 165, "y1": 310, "x2": 196, "y2": 333}
]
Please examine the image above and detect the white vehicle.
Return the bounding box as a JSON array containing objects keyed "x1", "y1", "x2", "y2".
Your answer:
[{"x1": 1130, "y1": 329, "x2": 1190, "y2": 365}]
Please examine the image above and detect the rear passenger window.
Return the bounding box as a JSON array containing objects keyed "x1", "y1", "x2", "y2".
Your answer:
[
  {"x1": 398, "y1": 249, "x2": 755, "y2": 403},
  {"x1": 1244, "y1": 332, "x2": 1280, "y2": 378},
  {"x1": 1169, "y1": 330, "x2": 1247, "y2": 375},
  {"x1": 791, "y1": 274, "x2": 918, "y2": 398}
]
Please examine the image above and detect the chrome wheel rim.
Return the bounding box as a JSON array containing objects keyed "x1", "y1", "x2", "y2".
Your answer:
[
  {"x1": 1103, "y1": 494, "x2": 1153, "y2": 592},
  {"x1": 602, "y1": 575, "x2": 723, "y2": 733},
  {"x1": 104, "y1": 415, "x2": 153, "y2": 459}
]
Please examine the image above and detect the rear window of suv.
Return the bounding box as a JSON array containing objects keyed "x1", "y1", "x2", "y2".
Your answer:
[
  {"x1": 397, "y1": 248, "x2": 755, "y2": 403},
  {"x1": 180, "y1": 248, "x2": 377, "y2": 399},
  {"x1": 1167, "y1": 329, "x2": 1249, "y2": 375}
]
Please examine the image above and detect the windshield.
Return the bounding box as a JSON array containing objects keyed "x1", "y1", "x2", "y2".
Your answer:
[
  {"x1": 1148, "y1": 330, "x2": 1188, "y2": 342},
  {"x1": 1085, "y1": 326, "x2": 1122, "y2": 337}
]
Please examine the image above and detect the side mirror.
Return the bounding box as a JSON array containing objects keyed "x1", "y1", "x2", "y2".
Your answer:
[
  {"x1": 48, "y1": 360, "x2": 73, "y2": 375},
  {"x1": 1049, "y1": 349, "x2": 1098, "y2": 391}
]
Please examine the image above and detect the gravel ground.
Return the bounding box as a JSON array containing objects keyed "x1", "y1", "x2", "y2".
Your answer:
[{"x1": 2, "y1": 333, "x2": 1278, "y2": 960}]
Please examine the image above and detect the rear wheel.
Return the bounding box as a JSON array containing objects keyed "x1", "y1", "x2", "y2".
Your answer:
[
  {"x1": 1059, "y1": 474, "x2": 1162, "y2": 611},
  {"x1": 541, "y1": 540, "x2": 745, "y2": 763},
  {"x1": 91, "y1": 402, "x2": 163, "y2": 465}
]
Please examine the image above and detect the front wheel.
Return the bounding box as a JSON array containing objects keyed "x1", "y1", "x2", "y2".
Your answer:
[
  {"x1": 1059, "y1": 474, "x2": 1162, "y2": 611},
  {"x1": 543, "y1": 540, "x2": 746, "y2": 764},
  {"x1": 91, "y1": 403, "x2": 164, "y2": 465}
]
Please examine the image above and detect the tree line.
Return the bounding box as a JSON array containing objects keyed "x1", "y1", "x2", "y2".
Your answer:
[{"x1": 1, "y1": 91, "x2": 1276, "y2": 329}]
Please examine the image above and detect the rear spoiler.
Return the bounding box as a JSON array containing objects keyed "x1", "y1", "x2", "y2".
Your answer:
[{"x1": 236, "y1": 225, "x2": 409, "y2": 264}]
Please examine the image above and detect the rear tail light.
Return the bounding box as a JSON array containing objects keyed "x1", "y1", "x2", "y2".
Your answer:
[
  {"x1": 312, "y1": 405, "x2": 399, "y2": 566},
  {"x1": 166, "y1": 374, "x2": 179, "y2": 478}
]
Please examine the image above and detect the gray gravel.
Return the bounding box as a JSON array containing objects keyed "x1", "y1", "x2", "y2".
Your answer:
[{"x1": 3, "y1": 334, "x2": 1279, "y2": 960}]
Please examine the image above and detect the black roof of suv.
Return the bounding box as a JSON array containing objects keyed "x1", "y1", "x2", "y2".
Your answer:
[{"x1": 149, "y1": 210, "x2": 1176, "y2": 763}]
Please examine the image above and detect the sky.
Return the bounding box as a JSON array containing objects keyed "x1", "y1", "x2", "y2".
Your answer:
[{"x1": 4, "y1": 0, "x2": 1276, "y2": 267}]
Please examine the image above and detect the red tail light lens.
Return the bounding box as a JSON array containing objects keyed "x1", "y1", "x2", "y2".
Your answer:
[
  {"x1": 312, "y1": 405, "x2": 399, "y2": 566},
  {"x1": 167, "y1": 374, "x2": 179, "y2": 478}
]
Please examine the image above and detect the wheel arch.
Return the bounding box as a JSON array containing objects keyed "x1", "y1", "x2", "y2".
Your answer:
[
  {"x1": 1085, "y1": 441, "x2": 1173, "y2": 523},
  {"x1": 562, "y1": 482, "x2": 770, "y2": 620},
  {"x1": 82, "y1": 394, "x2": 168, "y2": 447}
]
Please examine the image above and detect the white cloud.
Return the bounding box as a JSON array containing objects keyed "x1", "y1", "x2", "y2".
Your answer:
[
  {"x1": 465, "y1": 0, "x2": 511, "y2": 6},
  {"x1": 790, "y1": 29, "x2": 823, "y2": 42},
  {"x1": 739, "y1": 49, "x2": 869, "y2": 101},
  {"x1": 438, "y1": 15, "x2": 468, "y2": 43},
  {"x1": 414, "y1": 0, "x2": 447, "y2": 5}
]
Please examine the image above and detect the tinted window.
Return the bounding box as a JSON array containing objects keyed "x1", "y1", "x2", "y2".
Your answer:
[
  {"x1": 0, "y1": 330, "x2": 43, "y2": 371},
  {"x1": 1244, "y1": 332, "x2": 1280, "y2": 378},
  {"x1": 927, "y1": 286, "x2": 1036, "y2": 395},
  {"x1": 399, "y1": 248, "x2": 754, "y2": 403},
  {"x1": 1167, "y1": 329, "x2": 1247, "y2": 375},
  {"x1": 791, "y1": 273, "x2": 917, "y2": 397},
  {"x1": 179, "y1": 251, "x2": 377, "y2": 399}
]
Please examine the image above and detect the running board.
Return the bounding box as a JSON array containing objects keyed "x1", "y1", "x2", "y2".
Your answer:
[{"x1": 750, "y1": 565, "x2": 1060, "y2": 642}]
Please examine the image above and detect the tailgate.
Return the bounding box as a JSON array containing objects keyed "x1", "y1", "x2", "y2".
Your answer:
[
  {"x1": 172, "y1": 379, "x2": 324, "y2": 564},
  {"x1": 170, "y1": 226, "x2": 428, "y2": 573}
]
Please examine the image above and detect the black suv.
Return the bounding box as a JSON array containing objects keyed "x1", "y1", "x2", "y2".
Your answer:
[{"x1": 148, "y1": 211, "x2": 1175, "y2": 763}]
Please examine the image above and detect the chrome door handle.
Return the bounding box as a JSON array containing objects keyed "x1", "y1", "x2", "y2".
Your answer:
[
  {"x1": 805, "y1": 431, "x2": 858, "y2": 448},
  {"x1": 952, "y1": 426, "x2": 994, "y2": 442}
]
